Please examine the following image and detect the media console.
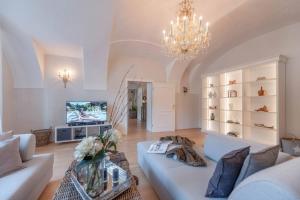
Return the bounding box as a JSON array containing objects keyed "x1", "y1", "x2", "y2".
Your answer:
[{"x1": 55, "y1": 123, "x2": 112, "y2": 143}]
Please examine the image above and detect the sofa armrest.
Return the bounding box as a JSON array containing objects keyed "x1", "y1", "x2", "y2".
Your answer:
[
  {"x1": 14, "y1": 134, "x2": 36, "y2": 162},
  {"x1": 229, "y1": 158, "x2": 300, "y2": 200}
]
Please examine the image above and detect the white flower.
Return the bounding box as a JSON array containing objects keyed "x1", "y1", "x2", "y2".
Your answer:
[
  {"x1": 74, "y1": 137, "x2": 102, "y2": 161},
  {"x1": 109, "y1": 129, "x2": 121, "y2": 144}
]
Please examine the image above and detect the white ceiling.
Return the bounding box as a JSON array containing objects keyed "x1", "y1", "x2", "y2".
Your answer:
[{"x1": 1, "y1": 0, "x2": 300, "y2": 89}]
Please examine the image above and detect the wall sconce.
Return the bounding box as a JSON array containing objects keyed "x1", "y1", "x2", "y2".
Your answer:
[{"x1": 58, "y1": 69, "x2": 71, "y2": 88}]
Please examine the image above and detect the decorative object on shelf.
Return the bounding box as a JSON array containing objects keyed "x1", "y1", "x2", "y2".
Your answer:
[
  {"x1": 209, "y1": 83, "x2": 214, "y2": 88},
  {"x1": 227, "y1": 132, "x2": 239, "y2": 137},
  {"x1": 228, "y1": 80, "x2": 237, "y2": 85},
  {"x1": 209, "y1": 106, "x2": 217, "y2": 110},
  {"x1": 58, "y1": 69, "x2": 71, "y2": 88},
  {"x1": 74, "y1": 129, "x2": 121, "y2": 198},
  {"x1": 258, "y1": 86, "x2": 266, "y2": 96},
  {"x1": 208, "y1": 91, "x2": 217, "y2": 99},
  {"x1": 254, "y1": 123, "x2": 274, "y2": 129},
  {"x1": 226, "y1": 120, "x2": 240, "y2": 124},
  {"x1": 255, "y1": 105, "x2": 269, "y2": 112},
  {"x1": 256, "y1": 76, "x2": 267, "y2": 81},
  {"x1": 183, "y1": 86, "x2": 189, "y2": 93},
  {"x1": 161, "y1": 0, "x2": 211, "y2": 60},
  {"x1": 210, "y1": 113, "x2": 215, "y2": 121},
  {"x1": 228, "y1": 90, "x2": 238, "y2": 98}
]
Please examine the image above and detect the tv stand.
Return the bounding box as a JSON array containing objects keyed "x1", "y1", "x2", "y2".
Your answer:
[{"x1": 55, "y1": 123, "x2": 112, "y2": 143}]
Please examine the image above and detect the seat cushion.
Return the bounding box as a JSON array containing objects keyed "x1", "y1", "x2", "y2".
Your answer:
[
  {"x1": 206, "y1": 146, "x2": 250, "y2": 198},
  {"x1": 137, "y1": 141, "x2": 227, "y2": 200},
  {"x1": 0, "y1": 153, "x2": 54, "y2": 200},
  {"x1": 204, "y1": 133, "x2": 266, "y2": 162}
]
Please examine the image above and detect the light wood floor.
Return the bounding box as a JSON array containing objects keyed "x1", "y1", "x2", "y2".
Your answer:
[{"x1": 38, "y1": 120, "x2": 205, "y2": 200}]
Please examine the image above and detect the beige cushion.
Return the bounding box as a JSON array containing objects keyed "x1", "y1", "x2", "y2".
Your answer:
[
  {"x1": 0, "y1": 137, "x2": 23, "y2": 177},
  {"x1": 14, "y1": 134, "x2": 36, "y2": 162}
]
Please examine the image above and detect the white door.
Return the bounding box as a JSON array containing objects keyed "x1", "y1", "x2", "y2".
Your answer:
[{"x1": 151, "y1": 82, "x2": 175, "y2": 132}]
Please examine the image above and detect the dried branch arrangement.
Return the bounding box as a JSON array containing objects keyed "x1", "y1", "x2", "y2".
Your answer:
[{"x1": 108, "y1": 65, "x2": 134, "y2": 129}]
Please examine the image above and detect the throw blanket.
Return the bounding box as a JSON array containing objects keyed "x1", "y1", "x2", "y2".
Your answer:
[
  {"x1": 160, "y1": 136, "x2": 206, "y2": 167},
  {"x1": 166, "y1": 146, "x2": 207, "y2": 167},
  {"x1": 160, "y1": 135, "x2": 195, "y2": 147}
]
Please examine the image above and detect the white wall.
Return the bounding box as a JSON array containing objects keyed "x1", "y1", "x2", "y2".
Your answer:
[
  {"x1": 0, "y1": 31, "x2": 2, "y2": 132},
  {"x1": 2, "y1": 55, "x2": 107, "y2": 133},
  {"x1": 199, "y1": 22, "x2": 300, "y2": 136},
  {"x1": 176, "y1": 93, "x2": 199, "y2": 129}
]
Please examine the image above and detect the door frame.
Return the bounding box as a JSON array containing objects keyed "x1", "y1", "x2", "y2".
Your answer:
[{"x1": 124, "y1": 79, "x2": 153, "y2": 135}]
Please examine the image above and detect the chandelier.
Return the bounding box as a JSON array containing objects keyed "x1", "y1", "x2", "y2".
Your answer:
[{"x1": 162, "y1": 0, "x2": 211, "y2": 60}]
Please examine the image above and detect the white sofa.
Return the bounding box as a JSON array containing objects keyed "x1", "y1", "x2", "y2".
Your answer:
[
  {"x1": 137, "y1": 133, "x2": 300, "y2": 200},
  {"x1": 0, "y1": 134, "x2": 54, "y2": 200}
]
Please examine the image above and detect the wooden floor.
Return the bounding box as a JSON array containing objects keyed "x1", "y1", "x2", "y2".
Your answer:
[{"x1": 38, "y1": 120, "x2": 205, "y2": 200}]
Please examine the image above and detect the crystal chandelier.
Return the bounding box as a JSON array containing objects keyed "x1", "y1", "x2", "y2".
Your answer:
[{"x1": 162, "y1": 0, "x2": 211, "y2": 60}]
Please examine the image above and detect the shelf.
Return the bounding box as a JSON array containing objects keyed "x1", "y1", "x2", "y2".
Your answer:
[
  {"x1": 202, "y1": 97, "x2": 219, "y2": 99},
  {"x1": 221, "y1": 109, "x2": 242, "y2": 112},
  {"x1": 246, "y1": 111, "x2": 277, "y2": 114},
  {"x1": 246, "y1": 95, "x2": 276, "y2": 98},
  {"x1": 220, "y1": 96, "x2": 242, "y2": 99},
  {"x1": 220, "y1": 121, "x2": 243, "y2": 126},
  {"x1": 203, "y1": 119, "x2": 220, "y2": 122},
  {"x1": 244, "y1": 78, "x2": 276, "y2": 84},
  {"x1": 244, "y1": 124, "x2": 277, "y2": 131},
  {"x1": 219, "y1": 83, "x2": 243, "y2": 87}
]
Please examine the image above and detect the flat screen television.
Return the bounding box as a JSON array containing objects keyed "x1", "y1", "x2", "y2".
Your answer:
[{"x1": 66, "y1": 101, "x2": 107, "y2": 125}]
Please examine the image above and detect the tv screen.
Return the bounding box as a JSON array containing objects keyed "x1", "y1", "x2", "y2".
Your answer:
[{"x1": 66, "y1": 101, "x2": 107, "y2": 124}]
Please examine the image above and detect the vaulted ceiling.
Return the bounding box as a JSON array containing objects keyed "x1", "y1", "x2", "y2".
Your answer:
[{"x1": 1, "y1": 0, "x2": 300, "y2": 89}]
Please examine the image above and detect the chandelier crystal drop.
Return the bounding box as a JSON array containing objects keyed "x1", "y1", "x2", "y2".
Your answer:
[{"x1": 162, "y1": 0, "x2": 211, "y2": 60}]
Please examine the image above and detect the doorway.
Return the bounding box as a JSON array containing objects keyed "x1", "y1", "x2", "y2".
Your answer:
[{"x1": 127, "y1": 81, "x2": 151, "y2": 133}]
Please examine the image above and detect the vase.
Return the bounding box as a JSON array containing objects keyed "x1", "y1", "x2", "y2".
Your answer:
[{"x1": 76, "y1": 154, "x2": 108, "y2": 197}]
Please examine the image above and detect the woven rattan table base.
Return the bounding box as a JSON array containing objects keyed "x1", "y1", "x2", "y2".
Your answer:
[{"x1": 53, "y1": 153, "x2": 142, "y2": 200}]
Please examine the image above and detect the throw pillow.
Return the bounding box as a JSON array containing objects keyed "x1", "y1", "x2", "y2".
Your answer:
[
  {"x1": 234, "y1": 145, "x2": 280, "y2": 187},
  {"x1": 205, "y1": 146, "x2": 250, "y2": 198},
  {"x1": 0, "y1": 137, "x2": 23, "y2": 177}
]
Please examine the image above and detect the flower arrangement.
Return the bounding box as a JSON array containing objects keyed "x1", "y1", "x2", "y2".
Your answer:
[
  {"x1": 74, "y1": 129, "x2": 121, "y2": 197},
  {"x1": 74, "y1": 129, "x2": 121, "y2": 163}
]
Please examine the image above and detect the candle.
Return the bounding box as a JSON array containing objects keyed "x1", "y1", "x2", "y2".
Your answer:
[
  {"x1": 206, "y1": 22, "x2": 209, "y2": 33},
  {"x1": 183, "y1": 16, "x2": 187, "y2": 33},
  {"x1": 170, "y1": 21, "x2": 174, "y2": 36}
]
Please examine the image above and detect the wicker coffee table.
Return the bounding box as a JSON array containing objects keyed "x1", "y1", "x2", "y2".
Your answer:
[{"x1": 53, "y1": 152, "x2": 142, "y2": 200}]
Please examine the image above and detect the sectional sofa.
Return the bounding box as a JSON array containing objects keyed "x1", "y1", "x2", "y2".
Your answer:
[
  {"x1": 0, "y1": 134, "x2": 54, "y2": 200},
  {"x1": 137, "y1": 133, "x2": 300, "y2": 200}
]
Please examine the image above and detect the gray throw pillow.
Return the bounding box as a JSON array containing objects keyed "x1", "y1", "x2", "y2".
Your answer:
[
  {"x1": 205, "y1": 146, "x2": 250, "y2": 198},
  {"x1": 0, "y1": 137, "x2": 23, "y2": 177},
  {"x1": 235, "y1": 145, "x2": 280, "y2": 187}
]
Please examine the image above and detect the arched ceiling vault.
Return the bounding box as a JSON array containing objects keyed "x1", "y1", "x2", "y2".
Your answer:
[{"x1": 1, "y1": 0, "x2": 300, "y2": 90}]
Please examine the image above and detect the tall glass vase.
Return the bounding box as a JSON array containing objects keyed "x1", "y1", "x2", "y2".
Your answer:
[{"x1": 76, "y1": 156, "x2": 107, "y2": 198}]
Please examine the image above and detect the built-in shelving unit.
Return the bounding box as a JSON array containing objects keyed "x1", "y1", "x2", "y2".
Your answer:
[{"x1": 201, "y1": 56, "x2": 286, "y2": 145}]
